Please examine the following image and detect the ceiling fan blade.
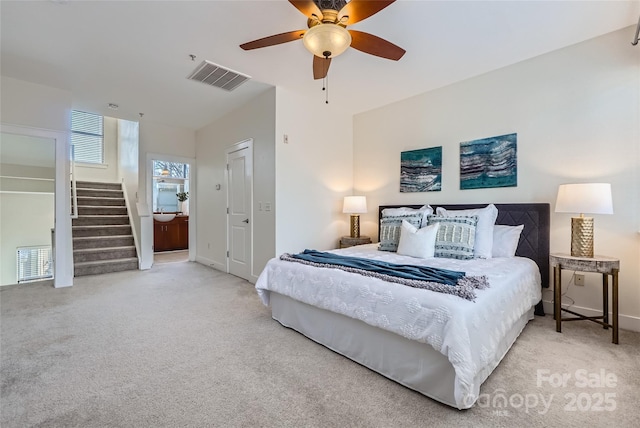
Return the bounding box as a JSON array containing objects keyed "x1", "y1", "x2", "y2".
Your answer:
[
  {"x1": 240, "y1": 30, "x2": 306, "y2": 50},
  {"x1": 289, "y1": 0, "x2": 323, "y2": 19},
  {"x1": 339, "y1": 0, "x2": 395, "y2": 25},
  {"x1": 313, "y1": 55, "x2": 332, "y2": 80},
  {"x1": 348, "y1": 30, "x2": 405, "y2": 60}
]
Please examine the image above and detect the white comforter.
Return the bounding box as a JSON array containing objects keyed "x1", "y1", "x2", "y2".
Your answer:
[{"x1": 255, "y1": 244, "x2": 541, "y2": 408}]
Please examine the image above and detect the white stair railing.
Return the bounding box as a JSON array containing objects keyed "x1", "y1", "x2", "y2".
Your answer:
[{"x1": 70, "y1": 145, "x2": 78, "y2": 219}]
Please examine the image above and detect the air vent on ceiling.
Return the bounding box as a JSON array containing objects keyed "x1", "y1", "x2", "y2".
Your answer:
[{"x1": 187, "y1": 60, "x2": 251, "y2": 92}]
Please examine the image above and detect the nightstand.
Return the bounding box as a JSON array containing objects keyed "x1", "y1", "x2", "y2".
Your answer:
[
  {"x1": 550, "y1": 253, "x2": 620, "y2": 344},
  {"x1": 339, "y1": 236, "x2": 372, "y2": 248}
]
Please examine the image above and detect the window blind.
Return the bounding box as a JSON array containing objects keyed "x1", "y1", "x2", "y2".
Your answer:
[
  {"x1": 17, "y1": 246, "x2": 53, "y2": 283},
  {"x1": 71, "y1": 110, "x2": 104, "y2": 164}
]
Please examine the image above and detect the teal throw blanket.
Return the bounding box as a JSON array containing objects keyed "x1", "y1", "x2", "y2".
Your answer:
[{"x1": 289, "y1": 249, "x2": 465, "y2": 286}]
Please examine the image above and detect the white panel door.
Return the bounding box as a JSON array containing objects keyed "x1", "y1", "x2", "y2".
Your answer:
[{"x1": 227, "y1": 142, "x2": 252, "y2": 281}]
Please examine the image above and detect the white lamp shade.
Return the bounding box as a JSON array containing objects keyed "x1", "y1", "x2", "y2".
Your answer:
[
  {"x1": 343, "y1": 196, "x2": 367, "y2": 214},
  {"x1": 303, "y1": 24, "x2": 352, "y2": 58},
  {"x1": 555, "y1": 183, "x2": 613, "y2": 215}
]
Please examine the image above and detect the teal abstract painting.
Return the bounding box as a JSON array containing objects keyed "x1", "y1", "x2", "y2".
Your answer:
[
  {"x1": 400, "y1": 146, "x2": 442, "y2": 192},
  {"x1": 460, "y1": 133, "x2": 517, "y2": 190}
]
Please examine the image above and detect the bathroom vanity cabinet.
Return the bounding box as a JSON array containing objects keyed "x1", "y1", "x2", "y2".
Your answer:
[{"x1": 154, "y1": 215, "x2": 188, "y2": 252}]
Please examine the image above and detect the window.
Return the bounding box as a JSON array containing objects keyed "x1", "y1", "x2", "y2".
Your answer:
[
  {"x1": 17, "y1": 246, "x2": 53, "y2": 283},
  {"x1": 152, "y1": 160, "x2": 190, "y2": 213},
  {"x1": 71, "y1": 110, "x2": 104, "y2": 164},
  {"x1": 153, "y1": 160, "x2": 189, "y2": 178}
]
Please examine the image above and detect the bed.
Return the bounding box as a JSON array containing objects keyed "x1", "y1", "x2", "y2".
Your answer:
[{"x1": 255, "y1": 203, "x2": 550, "y2": 409}]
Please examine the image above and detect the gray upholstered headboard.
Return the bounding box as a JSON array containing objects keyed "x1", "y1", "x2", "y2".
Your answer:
[{"x1": 378, "y1": 203, "x2": 550, "y2": 315}]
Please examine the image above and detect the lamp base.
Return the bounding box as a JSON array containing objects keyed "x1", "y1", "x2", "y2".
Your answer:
[
  {"x1": 571, "y1": 216, "x2": 594, "y2": 258},
  {"x1": 350, "y1": 214, "x2": 361, "y2": 238}
]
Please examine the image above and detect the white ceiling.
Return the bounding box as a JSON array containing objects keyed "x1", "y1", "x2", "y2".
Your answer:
[{"x1": 1, "y1": 1, "x2": 638, "y2": 130}]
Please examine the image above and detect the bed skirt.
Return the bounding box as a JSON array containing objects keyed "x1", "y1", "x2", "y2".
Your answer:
[{"x1": 270, "y1": 292, "x2": 534, "y2": 409}]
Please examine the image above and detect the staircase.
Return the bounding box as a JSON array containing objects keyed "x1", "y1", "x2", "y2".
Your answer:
[{"x1": 72, "y1": 181, "x2": 138, "y2": 276}]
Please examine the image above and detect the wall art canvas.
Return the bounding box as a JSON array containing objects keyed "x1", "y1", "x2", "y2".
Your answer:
[
  {"x1": 459, "y1": 133, "x2": 517, "y2": 190},
  {"x1": 400, "y1": 146, "x2": 442, "y2": 192}
]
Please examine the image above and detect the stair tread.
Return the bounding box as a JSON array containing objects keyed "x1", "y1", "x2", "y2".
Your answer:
[
  {"x1": 75, "y1": 215, "x2": 129, "y2": 218},
  {"x1": 76, "y1": 180, "x2": 120, "y2": 186},
  {"x1": 73, "y1": 234, "x2": 133, "y2": 240},
  {"x1": 75, "y1": 257, "x2": 138, "y2": 267},
  {"x1": 76, "y1": 195, "x2": 125, "y2": 199},
  {"x1": 73, "y1": 245, "x2": 135, "y2": 253},
  {"x1": 77, "y1": 193, "x2": 123, "y2": 196},
  {"x1": 73, "y1": 224, "x2": 131, "y2": 228},
  {"x1": 77, "y1": 205, "x2": 127, "y2": 208}
]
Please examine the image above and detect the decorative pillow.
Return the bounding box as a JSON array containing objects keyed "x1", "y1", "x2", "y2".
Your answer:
[
  {"x1": 379, "y1": 213, "x2": 423, "y2": 252},
  {"x1": 492, "y1": 225, "x2": 524, "y2": 258},
  {"x1": 427, "y1": 215, "x2": 478, "y2": 260},
  {"x1": 381, "y1": 205, "x2": 433, "y2": 227},
  {"x1": 397, "y1": 221, "x2": 440, "y2": 259},
  {"x1": 435, "y1": 204, "x2": 498, "y2": 259}
]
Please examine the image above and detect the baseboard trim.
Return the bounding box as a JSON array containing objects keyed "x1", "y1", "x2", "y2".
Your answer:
[
  {"x1": 541, "y1": 299, "x2": 640, "y2": 332},
  {"x1": 195, "y1": 256, "x2": 226, "y2": 273}
]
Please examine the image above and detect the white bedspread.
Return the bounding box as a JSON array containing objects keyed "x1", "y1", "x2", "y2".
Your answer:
[{"x1": 255, "y1": 244, "x2": 541, "y2": 408}]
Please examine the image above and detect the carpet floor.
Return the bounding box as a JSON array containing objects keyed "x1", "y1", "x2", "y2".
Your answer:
[
  {"x1": 153, "y1": 250, "x2": 189, "y2": 264},
  {"x1": 1, "y1": 261, "x2": 639, "y2": 427}
]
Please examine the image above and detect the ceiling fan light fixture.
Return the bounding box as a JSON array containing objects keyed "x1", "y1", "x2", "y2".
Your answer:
[{"x1": 302, "y1": 24, "x2": 351, "y2": 58}]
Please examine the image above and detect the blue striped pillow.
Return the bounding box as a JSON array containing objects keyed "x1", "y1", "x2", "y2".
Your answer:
[
  {"x1": 427, "y1": 215, "x2": 478, "y2": 260},
  {"x1": 378, "y1": 213, "x2": 423, "y2": 252}
]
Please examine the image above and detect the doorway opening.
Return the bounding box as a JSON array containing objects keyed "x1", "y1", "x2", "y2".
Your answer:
[
  {"x1": 0, "y1": 133, "x2": 55, "y2": 286},
  {"x1": 152, "y1": 160, "x2": 190, "y2": 261}
]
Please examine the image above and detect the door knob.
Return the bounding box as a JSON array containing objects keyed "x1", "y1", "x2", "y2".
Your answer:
[{"x1": 242, "y1": 219, "x2": 249, "y2": 224}]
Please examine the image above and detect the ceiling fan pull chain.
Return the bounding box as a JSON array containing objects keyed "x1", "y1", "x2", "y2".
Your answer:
[
  {"x1": 324, "y1": 54, "x2": 329, "y2": 104},
  {"x1": 325, "y1": 73, "x2": 329, "y2": 104}
]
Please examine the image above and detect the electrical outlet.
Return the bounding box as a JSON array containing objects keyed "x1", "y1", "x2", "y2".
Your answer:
[{"x1": 575, "y1": 274, "x2": 585, "y2": 286}]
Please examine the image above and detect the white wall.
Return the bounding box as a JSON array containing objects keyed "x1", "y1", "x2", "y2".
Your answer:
[
  {"x1": 275, "y1": 87, "x2": 354, "y2": 254},
  {"x1": 0, "y1": 77, "x2": 74, "y2": 287},
  {"x1": 195, "y1": 88, "x2": 276, "y2": 281},
  {"x1": 75, "y1": 116, "x2": 119, "y2": 183},
  {"x1": 195, "y1": 85, "x2": 354, "y2": 281},
  {"x1": 0, "y1": 76, "x2": 70, "y2": 132},
  {"x1": 0, "y1": 193, "x2": 54, "y2": 286},
  {"x1": 117, "y1": 119, "x2": 141, "y2": 265},
  {"x1": 137, "y1": 121, "x2": 196, "y2": 269},
  {"x1": 0, "y1": 165, "x2": 55, "y2": 193},
  {"x1": 353, "y1": 27, "x2": 640, "y2": 330}
]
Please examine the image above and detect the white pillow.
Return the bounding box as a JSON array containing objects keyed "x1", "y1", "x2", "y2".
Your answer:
[
  {"x1": 382, "y1": 205, "x2": 433, "y2": 227},
  {"x1": 435, "y1": 204, "x2": 498, "y2": 259},
  {"x1": 396, "y1": 220, "x2": 439, "y2": 259},
  {"x1": 492, "y1": 225, "x2": 524, "y2": 258}
]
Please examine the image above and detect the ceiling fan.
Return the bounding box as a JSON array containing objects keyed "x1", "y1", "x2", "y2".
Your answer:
[{"x1": 240, "y1": 0, "x2": 405, "y2": 80}]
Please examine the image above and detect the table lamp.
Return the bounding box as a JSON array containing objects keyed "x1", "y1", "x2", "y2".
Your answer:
[
  {"x1": 343, "y1": 196, "x2": 367, "y2": 238},
  {"x1": 555, "y1": 183, "x2": 613, "y2": 258}
]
